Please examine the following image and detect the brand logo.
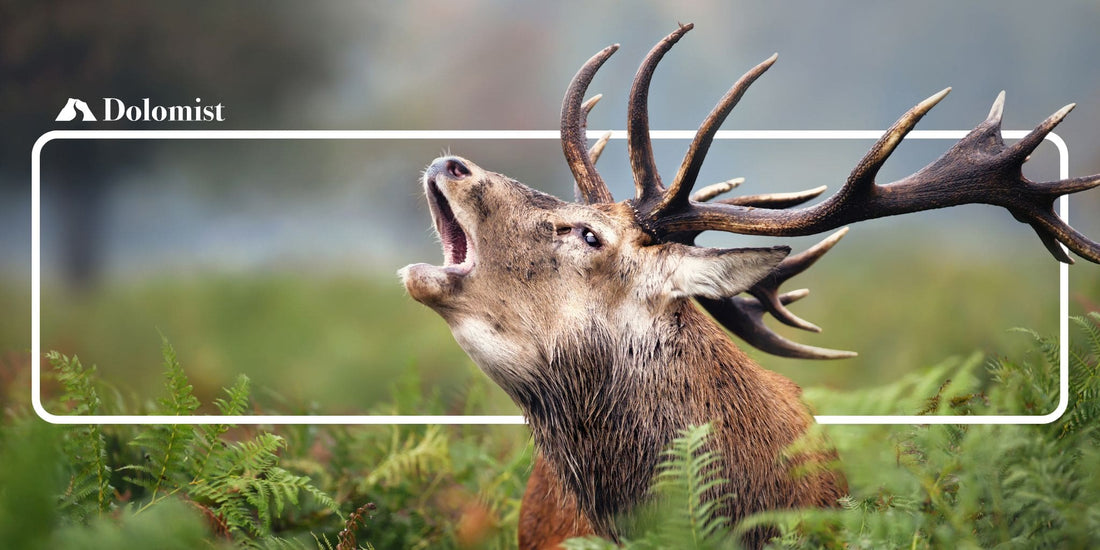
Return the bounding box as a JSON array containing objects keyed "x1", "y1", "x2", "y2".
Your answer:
[
  {"x1": 54, "y1": 97, "x2": 226, "y2": 123},
  {"x1": 55, "y1": 98, "x2": 97, "y2": 121}
]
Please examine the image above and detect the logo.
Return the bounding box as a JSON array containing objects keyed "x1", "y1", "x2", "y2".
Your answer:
[
  {"x1": 55, "y1": 98, "x2": 97, "y2": 121},
  {"x1": 54, "y1": 97, "x2": 226, "y2": 123}
]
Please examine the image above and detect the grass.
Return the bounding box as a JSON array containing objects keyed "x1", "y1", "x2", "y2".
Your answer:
[
  {"x1": 0, "y1": 248, "x2": 1096, "y2": 547},
  {"x1": 19, "y1": 239, "x2": 1088, "y2": 417},
  {"x1": 35, "y1": 273, "x2": 517, "y2": 415}
]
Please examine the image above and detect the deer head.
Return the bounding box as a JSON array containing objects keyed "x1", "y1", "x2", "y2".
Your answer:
[
  {"x1": 400, "y1": 153, "x2": 788, "y2": 395},
  {"x1": 400, "y1": 23, "x2": 1100, "y2": 545}
]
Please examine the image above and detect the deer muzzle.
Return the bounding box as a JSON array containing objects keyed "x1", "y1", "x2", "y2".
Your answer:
[{"x1": 399, "y1": 156, "x2": 480, "y2": 306}]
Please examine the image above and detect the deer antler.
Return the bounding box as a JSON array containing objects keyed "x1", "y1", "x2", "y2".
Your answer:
[
  {"x1": 562, "y1": 45, "x2": 618, "y2": 204},
  {"x1": 691, "y1": 189, "x2": 856, "y2": 358},
  {"x1": 638, "y1": 84, "x2": 1100, "y2": 263},
  {"x1": 560, "y1": 24, "x2": 1100, "y2": 359}
]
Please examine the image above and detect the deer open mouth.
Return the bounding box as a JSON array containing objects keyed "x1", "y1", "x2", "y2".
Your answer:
[{"x1": 427, "y1": 178, "x2": 475, "y2": 275}]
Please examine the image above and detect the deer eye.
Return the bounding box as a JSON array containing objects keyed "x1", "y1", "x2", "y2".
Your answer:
[{"x1": 582, "y1": 228, "x2": 601, "y2": 248}]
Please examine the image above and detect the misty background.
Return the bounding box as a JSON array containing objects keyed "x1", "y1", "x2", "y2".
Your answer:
[{"x1": 2, "y1": 1, "x2": 1099, "y2": 414}]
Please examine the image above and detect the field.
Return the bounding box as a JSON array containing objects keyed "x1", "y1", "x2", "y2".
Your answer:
[
  {"x1": 2, "y1": 253, "x2": 1099, "y2": 548},
  {"x1": 18, "y1": 235, "x2": 1095, "y2": 413}
]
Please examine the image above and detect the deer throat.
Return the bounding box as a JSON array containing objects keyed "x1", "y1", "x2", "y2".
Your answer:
[{"x1": 516, "y1": 303, "x2": 753, "y2": 537}]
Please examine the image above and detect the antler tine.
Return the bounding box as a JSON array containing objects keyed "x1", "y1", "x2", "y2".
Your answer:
[
  {"x1": 588, "y1": 130, "x2": 613, "y2": 164},
  {"x1": 699, "y1": 291, "x2": 857, "y2": 360},
  {"x1": 718, "y1": 185, "x2": 828, "y2": 209},
  {"x1": 746, "y1": 228, "x2": 849, "y2": 332},
  {"x1": 986, "y1": 90, "x2": 1006, "y2": 126},
  {"x1": 576, "y1": 130, "x2": 614, "y2": 202},
  {"x1": 563, "y1": 44, "x2": 619, "y2": 204},
  {"x1": 628, "y1": 23, "x2": 694, "y2": 205},
  {"x1": 657, "y1": 53, "x2": 779, "y2": 216},
  {"x1": 1008, "y1": 102, "x2": 1074, "y2": 160},
  {"x1": 581, "y1": 93, "x2": 603, "y2": 118},
  {"x1": 671, "y1": 182, "x2": 828, "y2": 243},
  {"x1": 691, "y1": 178, "x2": 744, "y2": 203},
  {"x1": 1015, "y1": 201, "x2": 1100, "y2": 264},
  {"x1": 841, "y1": 87, "x2": 952, "y2": 200},
  {"x1": 1015, "y1": 212, "x2": 1074, "y2": 263}
]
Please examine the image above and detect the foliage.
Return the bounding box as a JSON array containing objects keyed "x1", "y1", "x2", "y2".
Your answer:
[
  {"x1": 22, "y1": 343, "x2": 344, "y2": 548},
  {"x1": 4, "y1": 314, "x2": 1100, "y2": 548},
  {"x1": 563, "y1": 424, "x2": 738, "y2": 550},
  {"x1": 769, "y1": 313, "x2": 1100, "y2": 549},
  {"x1": 276, "y1": 368, "x2": 532, "y2": 550},
  {"x1": 564, "y1": 314, "x2": 1100, "y2": 549},
  {"x1": 2, "y1": 337, "x2": 530, "y2": 549},
  {"x1": 649, "y1": 424, "x2": 731, "y2": 547},
  {"x1": 51, "y1": 351, "x2": 113, "y2": 522}
]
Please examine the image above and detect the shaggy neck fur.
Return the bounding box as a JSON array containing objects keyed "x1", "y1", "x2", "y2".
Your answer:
[{"x1": 508, "y1": 301, "x2": 844, "y2": 541}]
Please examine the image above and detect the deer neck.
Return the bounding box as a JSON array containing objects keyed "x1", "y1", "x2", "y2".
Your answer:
[{"x1": 515, "y1": 300, "x2": 766, "y2": 536}]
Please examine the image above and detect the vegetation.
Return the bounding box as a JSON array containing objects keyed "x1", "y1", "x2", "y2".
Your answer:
[
  {"x1": 563, "y1": 314, "x2": 1100, "y2": 549},
  {"x1": 3, "y1": 302, "x2": 1099, "y2": 547},
  {"x1": 28, "y1": 254, "x2": 1063, "y2": 417},
  {"x1": 3, "y1": 339, "x2": 530, "y2": 549}
]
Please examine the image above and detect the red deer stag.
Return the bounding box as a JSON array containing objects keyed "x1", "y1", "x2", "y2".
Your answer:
[{"x1": 400, "y1": 24, "x2": 1100, "y2": 549}]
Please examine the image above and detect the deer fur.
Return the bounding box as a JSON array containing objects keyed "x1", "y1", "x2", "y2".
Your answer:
[{"x1": 401, "y1": 157, "x2": 846, "y2": 548}]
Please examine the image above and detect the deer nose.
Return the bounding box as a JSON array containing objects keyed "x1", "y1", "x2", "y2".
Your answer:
[{"x1": 426, "y1": 157, "x2": 473, "y2": 182}]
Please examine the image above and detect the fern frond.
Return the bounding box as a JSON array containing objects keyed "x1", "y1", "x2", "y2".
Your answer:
[
  {"x1": 49, "y1": 352, "x2": 114, "y2": 521},
  {"x1": 362, "y1": 425, "x2": 450, "y2": 488},
  {"x1": 1061, "y1": 315, "x2": 1100, "y2": 441},
  {"x1": 646, "y1": 424, "x2": 731, "y2": 548},
  {"x1": 564, "y1": 424, "x2": 737, "y2": 548},
  {"x1": 156, "y1": 336, "x2": 202, "y2": 416},
  {"x1": 194, "y1": 375, "x2": 252, "y2": 482},
  {"x1": 1077, "y1": 312, "x2": 1100, "y2": 361},
  {"x1": 129, "y1": 339, "x2": 201, "y2": 505},
  {"x1": 1009, "y1": 326, "x2": 1060, "y2": 369},
  {"x1": 188, "y1": 430, "x2": 338, "y2": 540},
  {"x1": 217, "y1": 373, "x2": 252, "y2": 416}
]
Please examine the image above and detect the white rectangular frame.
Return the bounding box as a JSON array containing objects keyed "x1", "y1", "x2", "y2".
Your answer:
[{"x1": 30, "y1": 129, "x2": 1070, "y2": 425}]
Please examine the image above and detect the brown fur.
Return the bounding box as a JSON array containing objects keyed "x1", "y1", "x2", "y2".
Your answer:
[
  {"x1": 519, "y1": 455, "x2": 594, "y2": 549},
  {"x1": 401, "y1": 157, "x2": 846, "y2": 549}
]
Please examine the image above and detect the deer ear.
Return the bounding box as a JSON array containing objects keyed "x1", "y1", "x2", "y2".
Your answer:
[{"x1": 663, "y1": 244, "x2": 789, "y2": 300}]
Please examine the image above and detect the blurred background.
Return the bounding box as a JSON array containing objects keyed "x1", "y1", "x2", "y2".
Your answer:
[{"x1": 2, "y1": 0, "x2": 1099, "y2": 416}]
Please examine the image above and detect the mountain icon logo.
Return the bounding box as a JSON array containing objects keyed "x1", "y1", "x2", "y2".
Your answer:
[{"x1": 55, "y1": 98, "x2": 98, "y2": 121}]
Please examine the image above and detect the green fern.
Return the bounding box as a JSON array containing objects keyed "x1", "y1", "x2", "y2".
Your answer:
[
  {"x1": 1063, "y1": 313, "x2": 1100, "y2": 441},
  {"x1": 46, "y1": 338, "x2": 341, "y2": 546},
  {"x1": 123, "y1": 338, "x2": 201, "y2": 505},
  {"x1": 565, "y1": 424, "x2": 736, "y2": 550},
  {"x1": 49, "y1": 351, "x2": 114, "y2": 522},
  {"x1": 189, "y1": 431, "x2": 338, "y2": 540},
  {"x1": 650, "y1": 423, "x2": 731, "y2": 547},
  {"x1": 192, "y1": 374, "x2": 251, "y2": 481},
  {"x1": 360, "y1": 424, "x2": 450, "y2": 489},
  {"x1": 769, "y1": 314, "x2": 1100, "y2": 549}
]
